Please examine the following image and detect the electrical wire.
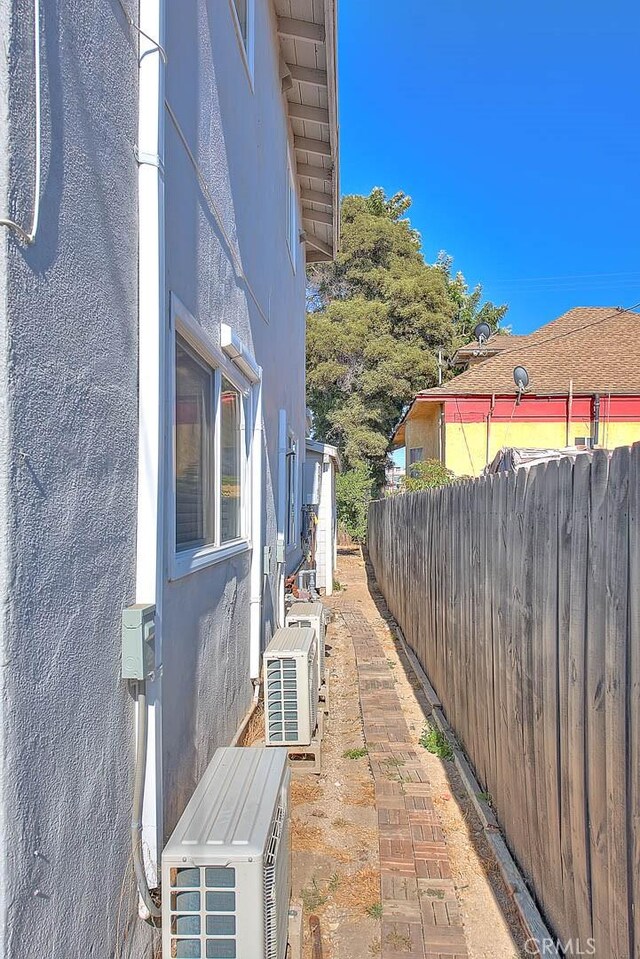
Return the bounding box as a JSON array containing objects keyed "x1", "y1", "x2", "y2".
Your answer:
[
  {"x1": 482, "y1": 302, "x2": 640, "y2": 362},
  {"x1": 492, "y1": 270, "x2": 640, "y2": 286},
  {"x1": 115, "y1": 0, "x2": 168, "y2": 62},
  {"x1": 165, "y1": 100, "x2": 270, "y2": 326},
  {"x1": 115, "y1": 0, "x2": 270, "y2": 325},
  {"x1": 0, "y1": 0, "x2": 41, "y2": 245},
  {"x1": 453, "y1": 397, "x2": 476, "y2": 475}
]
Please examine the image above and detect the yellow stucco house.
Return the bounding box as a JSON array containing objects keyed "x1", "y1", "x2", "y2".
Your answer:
[{"x1": 392, "y1": 306, "x2": 640, "y2": 477}]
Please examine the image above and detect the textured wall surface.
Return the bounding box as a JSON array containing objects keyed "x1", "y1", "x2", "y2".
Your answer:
[
  {"x1": 0, "y1": 0, "x2": 307, "y2": 955},
  {"x1": 161, "y1": 0, "x2": 306, "y2": 838},
  {"x1": 0, "y1": 0, "x2": 149, "y2": 956}
]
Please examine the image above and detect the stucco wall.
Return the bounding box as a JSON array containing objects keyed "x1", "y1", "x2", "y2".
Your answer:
[
  {"x1": 1, "y1": 0, "x2": 308, "y2": 956},
  {"x1": 161, "y1": 0, "x2": 307, "y2": 836},
  {"x1": 404, "y1": 403, "x2": 441, "y2": 463},
  {"x1": 0, "y1": 1, "x2": 149, "y2": 956},
  {"x1": 444, "y1": 418, "x2": 640, "y2": 477}
]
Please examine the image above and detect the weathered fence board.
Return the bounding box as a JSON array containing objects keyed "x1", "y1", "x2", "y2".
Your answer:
[{"x1": 368, "y1": 443, "x2": 640, "y2": 959}]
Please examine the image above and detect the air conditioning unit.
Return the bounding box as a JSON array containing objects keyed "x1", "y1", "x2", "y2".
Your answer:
[
  {"x1": 285, "y1": 602, "x2": 327, "y2": 685},
  {"x1": 264, "y1": 627, "x2": 318, "y2": 746},
  {"x1": 162, "y1": 746, "x2": 290, "y2": 959}
]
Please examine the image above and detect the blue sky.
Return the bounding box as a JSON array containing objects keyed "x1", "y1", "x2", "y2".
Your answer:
[{"x1": 338, "y1": 1, "x2": 640, "y2": 336}]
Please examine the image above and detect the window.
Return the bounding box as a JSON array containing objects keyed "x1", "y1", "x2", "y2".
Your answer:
[
  {"x1": 286, "y1": 152, "x2": 297, "y2": 271},
  {"x1": 171, "y1": 314, "x2": 253, "y2": 579},
  {"x1": 229, "y1": 0, "x2": 254, "y2": 84},
  {"x1": 409, "y1": 447, "x2": 424, "y2": 465},
  {"x1": 232, "y1": 0, "x2": 247, "y2": 43},
  {"x1": 175, "y1": 340, "x2": 215, "y2": 551},
  {"x1": 286, "y1": 433, "x2": 298, "y2": 545},
  {"x1": 220, "y1": 377, "x2": 242, "y2": 543}
]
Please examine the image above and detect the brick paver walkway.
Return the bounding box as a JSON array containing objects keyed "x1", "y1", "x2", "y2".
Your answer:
[{"x1": 339, "y1": 603, "x2": 468, "y2": 959}]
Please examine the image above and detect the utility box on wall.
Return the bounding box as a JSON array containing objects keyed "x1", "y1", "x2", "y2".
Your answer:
[{"x1": 121, "y1": 603, "x2": 156, "y2": 680}]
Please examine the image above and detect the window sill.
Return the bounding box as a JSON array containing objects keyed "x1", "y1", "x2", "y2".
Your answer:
[{"x1": 169, "y1": 539, "x2": 251, "y2": 581}]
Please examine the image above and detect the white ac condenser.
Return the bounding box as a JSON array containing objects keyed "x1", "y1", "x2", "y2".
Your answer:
[
  {"x1": 284, "y1": 602, "x2": 327, "y2": 685},
  {"x1": 162, "y1": 747, "x2": 290, "y2": 959},
  {"x1": 264, "y1": 626, "x2": 318, "y2": 746}
]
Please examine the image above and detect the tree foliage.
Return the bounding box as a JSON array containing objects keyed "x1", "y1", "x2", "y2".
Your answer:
[
  {"x1": 306, "y1": 188, "x2": 507, "y2": 484},
  {"x1": 335, "y1": 465, "x2": 375, "y2": 542},
  {"x1": 399, "y1": 459, "x2": 455, "y2": 493}
]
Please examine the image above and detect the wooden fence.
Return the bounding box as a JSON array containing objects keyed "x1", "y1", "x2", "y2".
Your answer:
[{"x1": 368, "y1": 444, "x2": 640, "y2": 959}]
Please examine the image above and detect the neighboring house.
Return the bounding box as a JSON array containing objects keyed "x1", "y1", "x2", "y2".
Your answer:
[
  {"x1": 384, "y1": 463, "x2": 405, "y2": 493},
  {"x1": 303, "y1": 439, "x2": 339, "y2": 595},
  {"x1": 392, "y1": 307, "x2": 640, "y2": 477},
  {"x1": 0, "y1": 1, "x2": 338, "y2": 957}
]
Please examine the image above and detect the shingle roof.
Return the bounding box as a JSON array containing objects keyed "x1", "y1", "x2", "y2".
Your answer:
[{"x1": 422, "y1": 307, "x2": 640, "y2": 396}]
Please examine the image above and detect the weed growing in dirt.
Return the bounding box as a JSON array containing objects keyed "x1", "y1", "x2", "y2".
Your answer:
[
  {"x1": 368, "y1": 938, "x2": 381, "y2": 956},
  {"x1": 476, "y1": 790, "x2": 493, "y2": 807},
  {"x1": 328, "y1": 872, "x2": 341, "y2": 893},
  {"x1": 333, "y1": 579, "x2": 343, "y2": 591},
  {"x1": 423, "y1": 887, "x2": 446, "y2": 900},
  {"x1": 367, "y1": 901, "x2": 383, "y2": 919},
  {"x1": 385, "y1": 926, "x2": 412, "y2": 951},
  {"x1": 419, "y1": 723, "x2": 453, "y2": 760},
  {"x1": 387, "y1": 659, "x2": 396, "y2": 668},
  {"x1": 301, "y1": 877, "x2": 328, "y2": 912},
  {"x1": 343, "y1": 746, "x2": 368, "y2": 759}
]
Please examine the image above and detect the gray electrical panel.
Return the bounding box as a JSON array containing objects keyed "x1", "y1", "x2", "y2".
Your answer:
[{"x1": 121, "y1": 603, "x2": 156, "y2": 680}]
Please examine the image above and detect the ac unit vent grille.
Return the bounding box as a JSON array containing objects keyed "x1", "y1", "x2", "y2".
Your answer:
[
  {"x1": 169, "y1": 866, "x2": 237, "y2": 958},
  {"x1": 266, "y1": 657, "x2": 299, "y2": 742},
  {"x1": 309, "y1": 641, "x2": 318, "y2": 733},
  {"x1": 263, "y1": 793, "x2": 290, "y2": 959}
]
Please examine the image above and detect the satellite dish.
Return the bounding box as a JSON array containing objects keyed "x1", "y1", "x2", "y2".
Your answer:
[
  {"x1": 474, "y1": 321, "x2": 491, "y2": 345},
  {"x1": 513, "y1": 366, "x2": 529, "y2": 390}
]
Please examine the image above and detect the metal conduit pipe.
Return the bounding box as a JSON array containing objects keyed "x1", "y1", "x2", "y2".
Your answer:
[{"x1": 132, "y1": 682, "x2": 161, "y2": 918}]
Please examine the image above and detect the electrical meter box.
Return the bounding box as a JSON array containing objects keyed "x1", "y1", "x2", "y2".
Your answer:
[{"x1": 121, "y1": 603, "x2": 156, "y2": 680}]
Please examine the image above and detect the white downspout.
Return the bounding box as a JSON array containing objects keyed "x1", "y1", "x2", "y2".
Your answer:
[
  {"x1": 134, "y1": 0, "x2": 166, "y2": 902},
  {"x1": 276, "y1": 410, "x2": 287, "y2": 625},
  {"x1": 249, "y1": 373, "x2": 264, "y2": 679}
]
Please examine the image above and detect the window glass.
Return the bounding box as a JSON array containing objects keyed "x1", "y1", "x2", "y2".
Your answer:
[
  {"x1": 175, "y1": 340, "x2": 214, "y2": 550},
  {"x1": 232, "y1": 0, "x2": 248, "y2": 44},
  {"x1": 409, "y1": 447, "x2": 424, "y2": 465},
  {"x1": 220, "y1": 378, "x2": 242, "y2": 542}
]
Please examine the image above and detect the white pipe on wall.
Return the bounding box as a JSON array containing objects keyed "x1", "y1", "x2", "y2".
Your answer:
[
  {"x1": 249, "y1": 373, "x2": 264, "y2": 679},
  {"x1": 276, "y1": 410, "x2": 287, "y2": 626},
  {"x1": 0, "y1": 0, "x2": 41, "y2": 244},
  {"x1": 134, "y1": 0, "x2": 166, "y2": 896}
]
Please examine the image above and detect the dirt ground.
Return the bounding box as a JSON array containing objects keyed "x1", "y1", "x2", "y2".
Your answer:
[{"x1": 279, "y1": 546, "x2": 530, "y2": 957}]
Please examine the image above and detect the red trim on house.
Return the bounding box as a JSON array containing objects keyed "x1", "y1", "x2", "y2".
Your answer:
[{"x1": 412, "y1": 394, "x2": 640, "y2": 424}]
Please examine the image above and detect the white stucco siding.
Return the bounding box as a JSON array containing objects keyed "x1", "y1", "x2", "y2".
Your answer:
[
  {"x1": 161, "y1": 0, "x2": 307, "y2": 835},
  {"x1": 0, "y1": 2, "x2": 149, "y2": 957}
]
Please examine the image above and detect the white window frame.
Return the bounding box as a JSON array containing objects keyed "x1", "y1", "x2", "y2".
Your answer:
[
  {"x1": 228, "y1": 0, "x2": 255, "y2": 90},
  {"x1": 168, "y1": 295, "x2": 254, "y2": 580},
  {"x1": 286, "y1": 147, "x2": 297, "y2": 273}
]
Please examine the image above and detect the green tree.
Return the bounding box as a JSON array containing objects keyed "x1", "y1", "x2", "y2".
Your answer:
[
  {"x1": 335, "y1": 465, "x2": 375, "y2": 542},
  {"x1": 307, "y1": 188, "x2": 507, "y2": 486},
  {"x1": 435, "y1": 251, "x2": 509, "y2": 355},
  {"x1": 399, "y1": 459, "x2": 455, "y2": 493}
]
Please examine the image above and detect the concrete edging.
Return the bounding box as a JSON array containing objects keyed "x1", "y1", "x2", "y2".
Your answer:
[{"x1": 390, "y1": 618, "x2": 560, "y2": 959}]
